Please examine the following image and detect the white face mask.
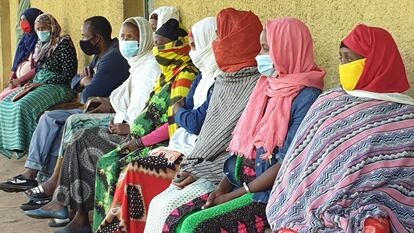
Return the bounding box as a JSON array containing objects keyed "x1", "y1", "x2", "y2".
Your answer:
[{"x1": 255, "y1": 54, "x2": 278, "y2": 77}]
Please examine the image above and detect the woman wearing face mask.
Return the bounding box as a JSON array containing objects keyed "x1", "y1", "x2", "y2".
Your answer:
[
  {"x1": 266, "y1": 24, "x2": 414, "y2": 233},
  {"x1": 160, "y1": 17, "x2": 325, "y2": 233},
  {"x1": 149, "y1": 6, "x2": 180, "y2": 32},
  {"x1": 0, "y1": 13, "x2": 77, "y2": 159},
  {"x1": 95, "y1": 17, "x2": 219, "y2": 233},
  {"x1": 0, "y1": 8, "x2": 43, "y2": 101}
]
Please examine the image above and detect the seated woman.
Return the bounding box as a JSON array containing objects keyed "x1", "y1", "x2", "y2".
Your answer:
[
  {"x1": 144, "y1": 8, "x2": 263, "y2": 233},
  {"x1": 95, "y1": 16, "x2": 219, "y2": 233},
  {"x1": 149, "y1": 6, "x2": 180, "y2": 31},
  {"x1": 266, "y1": 24, "x2": 414, "y2": 233},
  {"x1": 24, "y1": 19, "x2": 198, "y2": 233},
  {"x1": 0, "y1": 13, "x2": 77, "y2": 159},
  {"x1": 161, "y1": 17, "x2": 325, "y2": 233},
  {"x1": 0, "y1": 8, "x2": 43, "y2": 101}
]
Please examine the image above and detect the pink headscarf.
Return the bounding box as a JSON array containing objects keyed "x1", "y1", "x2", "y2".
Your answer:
[{"x1": 228, "y1": 17, "x2": 325, "y2": 160}]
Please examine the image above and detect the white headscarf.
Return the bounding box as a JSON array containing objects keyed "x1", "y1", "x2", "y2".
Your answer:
[
  {"x1": 150, "y1": 17, "x2": 219, "y2": 158},
  {"x1": 150, "y1": 6, "x2": 180, "y2": 30},
  {"x1": 189, "y1": 17, "x2": 221, "y2": 108},
  {"x1": 346, "y1": 90, "x2": 414, "y2": 105},
  {"x1": 110, "y1": 17, "x2": 161, "y2": 124}
]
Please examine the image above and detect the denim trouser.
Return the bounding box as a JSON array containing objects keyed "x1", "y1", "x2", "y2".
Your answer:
[{"x1": 24, "y1": 108, "x2": 82, "y2": 181}]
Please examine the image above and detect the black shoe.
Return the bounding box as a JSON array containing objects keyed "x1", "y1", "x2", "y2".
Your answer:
[
  {"x1": 20, "y1": 198, "x2": 51, "y2": 211},
  {"x1": 0, "y1": 175, "x2": 38, "y2": 192}
]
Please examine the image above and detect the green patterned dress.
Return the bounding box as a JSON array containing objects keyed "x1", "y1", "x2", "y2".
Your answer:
[{"x1": 0, "y1": 38, "x2": 77, "y2": 159}]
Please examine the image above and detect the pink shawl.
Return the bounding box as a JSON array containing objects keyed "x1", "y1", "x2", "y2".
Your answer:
[{"x1": 228, "y1": 18, "x2": 325, "y2": 160}]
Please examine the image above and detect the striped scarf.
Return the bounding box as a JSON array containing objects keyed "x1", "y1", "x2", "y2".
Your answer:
[{"x1": 152, "y1": 37, "x2": 199, "y2": 136}]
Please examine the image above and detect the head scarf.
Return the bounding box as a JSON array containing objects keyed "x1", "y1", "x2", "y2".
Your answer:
[
  {"x1": 32, "y1": 13, "x2": 68, "y2": 64},
  {"x1": 155, "y1": 19, "x2": 187, "y2": 41},
  {"x1": 228, "y1": 17, "x2": 325, "y2": 160},
  {"x1": 152, "y1": 27, "x2": 198, "y2": 136},
  {"x1": 342, "y1": 24, "x2": 409, "y2": 93},
  {"x1": 110, "y1": 17, "x2": 160, "y2": 124},
  {"x1": 12, "y1": 8, "x2": 43, "y2": 71},
  {"x1": 212, "y1": 8, "x2": 262, "y2": 72},
  {"x1": 189, "y1": 17, "x2": 220, "y2": 107},
  {"x1": 156, "y1": 16, "x2": 219, "y2": 158},
  {"x1": 150, "y1": 6, "x2": 180, "y2": 31}
]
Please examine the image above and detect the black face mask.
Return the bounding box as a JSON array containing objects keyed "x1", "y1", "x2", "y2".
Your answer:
[{"x1": 79, "y1": 36, "x2": 99, "y2": 56}]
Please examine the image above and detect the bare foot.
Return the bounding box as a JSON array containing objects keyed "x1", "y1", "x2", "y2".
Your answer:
[
  {"x1": 26, "y1": 172, "x2": 59, "y2": 196},
  {"x1": 38, "y1": 199, "x2": 65, "y2": 212}
]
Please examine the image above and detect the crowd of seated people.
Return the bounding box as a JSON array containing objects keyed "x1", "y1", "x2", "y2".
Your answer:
[{"x1": 0, "y1": 5, "x2": 413, "y2": 233}]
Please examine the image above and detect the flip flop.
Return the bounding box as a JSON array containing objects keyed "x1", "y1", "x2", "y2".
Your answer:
[
  {"x1": 25, "y1": 207, "x2": 69, "y2": 219},
  {"x1": 48, "y1": 218, "x2": 71, "y2": 228},
  {"x1": 0, "y1": 175, "x2": 38, "y2": 192},
  {"x1": 24, "y1": 185, "x2": 51, "y2": 201},
  {"x1": 20, "y1": 198, "x2": 51, "y2": 211}
]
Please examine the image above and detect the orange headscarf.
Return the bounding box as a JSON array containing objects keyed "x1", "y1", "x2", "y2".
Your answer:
[
  {"x1": 343, "y1": 24, "x2": 409, "y2": 93},
  {"x1": 212, "y1": 8, "x2": 262, "y2": 72}
]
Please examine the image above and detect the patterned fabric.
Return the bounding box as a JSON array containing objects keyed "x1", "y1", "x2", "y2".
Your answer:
[
  {"x1": 145, "y1": 178, "x2": 216, "y2": 233},
  {"x1": 180, "y1": 67, "x2": 260, "y2": 183},
  {"x1": 96, "y1": 157, "x2": 181, "y2": 233},
  {"x1": 150, "y1": 37, "x2": 198, "y2": 137},
  {"x1": 0, "y1": 38, "x2": 77, "y2": 159},
  {"x1": 54, "y1": 127, "x2": 127, "y2": 211},
  {"x1": 266, "y1": 89, "x2": 414, "y2": 233},
  {"x1": 166, "y1": 193, "x2": 268, "y2": 233}
]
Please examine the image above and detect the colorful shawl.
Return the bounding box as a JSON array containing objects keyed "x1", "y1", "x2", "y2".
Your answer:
[
  {"x1": 266, "y1": 89, "x2": 414, "y2": 232},
  {"x1": 131, "y1": 37, "x2": 198, "y2": 138},
  {"x1": 228, "y1": 18, "x2": 325, "y2": 160}
]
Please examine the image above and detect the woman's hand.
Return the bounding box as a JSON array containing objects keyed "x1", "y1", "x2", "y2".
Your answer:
[
  {"x1": 11, "y1": 79, "x2": 21, "y2": 88},
  {"x1": 119, "y1": 137, "x2": 144, "y2": 155},
  {"x1": 109, "y1": 123, "x2": 130, "y2": 135},
  {"x1": 172, "y1": 171, "x2": 196, "y2": 189},
  {"x1": 202, "y1": 190, "x2": 236, "y2": 209}
]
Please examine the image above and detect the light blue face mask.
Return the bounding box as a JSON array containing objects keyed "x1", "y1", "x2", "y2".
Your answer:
[
  {"x1": 37, "y1": 31, "x2": 51, "y2": 42},
  {"x1": 120, "y1": 40, "x2": 140, "y2": 58},
  {"x1": 256, "y1": 54, "x2": 277, "y2": 77}
]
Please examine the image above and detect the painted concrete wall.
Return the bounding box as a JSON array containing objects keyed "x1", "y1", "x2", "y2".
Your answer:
[
  {"x1": 1, "y1": 0, "x2": 144, "y2": 88},
  {"x1": 155, "y1": 0, "x2": 414, "y2": 96},
  {"x1": 0, "y1": 0, "x2": 12, "y2": 88}
]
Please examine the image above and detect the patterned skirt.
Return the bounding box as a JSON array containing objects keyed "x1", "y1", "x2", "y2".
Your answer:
[
  {"x1": 96, "y1": 156, "x2": 180, "y2": 233},
  {"x1": 0, "y1": 84, "x2": 73, "y2": 159},
  {"x1": 93, "y1": 141, "x2": 168, "y2": 231},
  {"x1": 54, "y1": 127, "x2": 126, "y2": 211}
]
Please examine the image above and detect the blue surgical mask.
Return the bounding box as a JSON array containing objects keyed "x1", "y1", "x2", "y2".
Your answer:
[
  {"x1": 256, "y1": 54, "x2": 276, "y2": 77},
  {"x1": 120, "y1": 40, "x2": 140, "y2": 58},
  {"x1": 37, "y1": 31, "x2": 51, "y2": 42}
]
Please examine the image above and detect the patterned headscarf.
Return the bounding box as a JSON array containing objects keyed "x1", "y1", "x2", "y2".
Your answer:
[{"x1": 32, "y1": 13, "x2": 68, "y2": 64}]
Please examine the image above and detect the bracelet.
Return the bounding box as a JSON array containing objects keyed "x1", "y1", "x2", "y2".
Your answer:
[
  {"x1": 134, "y1": 138, "x2": 143, "y2": 147},
  {"x1": 243, "y1": 182, "x2": 251, "y2": 193}
]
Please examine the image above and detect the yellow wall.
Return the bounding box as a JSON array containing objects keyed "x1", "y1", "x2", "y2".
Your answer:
[
  {"x1": 155, "y1": 0, "x2": 414, "y2": 96},
  {"x1": 1, "y1": 0, "x2": 145, "y2": 89}
]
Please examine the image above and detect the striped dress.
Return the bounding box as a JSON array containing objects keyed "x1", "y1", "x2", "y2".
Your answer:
[
  {"x1": 0, "y1": 38, "x2": 77, "y2": 159},
  {"x1": 266, "y1": 89, "x2": 414, "y2": 233}
]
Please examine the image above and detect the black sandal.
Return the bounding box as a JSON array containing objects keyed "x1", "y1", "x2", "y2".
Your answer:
[
  {"x1": 20, "y1": 198, "x2": 51, "y2": 211},
  {"x1": 0, "y1": 175, "x2": 38, "y2": 192},
  {"x1": 24, "y1": 185, "x2": 51, "y2": 201}
]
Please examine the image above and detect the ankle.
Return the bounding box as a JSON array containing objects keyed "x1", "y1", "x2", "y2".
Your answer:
[{"x1": 22, "y1": 169, "x2": 38, "y2": 180}]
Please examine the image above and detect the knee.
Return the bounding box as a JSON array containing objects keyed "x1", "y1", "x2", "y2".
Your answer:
[{"x1": 180, "y1": 214, "x2": 200, "y2": 232}]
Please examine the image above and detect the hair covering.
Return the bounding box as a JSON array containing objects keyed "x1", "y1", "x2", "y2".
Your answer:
[
  {"x1": 110, "y1": 17, "x2": 161, "y2": 124},
  {"x1": 212, "y1": 8, "x2": 262, "y2": 72},
  {"x1": 342, "y1": 24, "x2": 409, "y2": 93},
  {"x1": 161, "y1": 16, "x2": 219, "y2": 157},
  {"x1": 228, "y1": 17, "x2": 325, "y2": 160},
  {"x1": 32, "y1": 13, "x2": 69, "y2": 64},
  {"x1": 150, "y1": 6, "x2": 180, "y2": 30},
  {"x1": 189, "y1": 17, "x2": 220, "y2": 107},
  {"x1": 155, "y1": 19, "x2": 187, "y2": 41},
  {"x1": 12, "y1": 8, "x2": 43, "y2": 71}
]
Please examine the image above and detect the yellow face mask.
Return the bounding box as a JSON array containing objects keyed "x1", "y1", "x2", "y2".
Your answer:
[{"x1": 339, "y1": 58, "x2": 366, "y2": 91}]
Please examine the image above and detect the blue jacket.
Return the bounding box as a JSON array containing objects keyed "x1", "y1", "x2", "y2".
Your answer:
[
  {"x1": 174, "y1": 73, "x2": 214, "y2": 135},
  {"x1": 71, "y1": 38, "x2": 130, "y2": 104}
]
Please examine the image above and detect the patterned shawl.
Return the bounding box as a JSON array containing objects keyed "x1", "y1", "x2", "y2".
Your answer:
[{"x1": 266, "y1": 89, "x2": 414, "y2": 232}]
